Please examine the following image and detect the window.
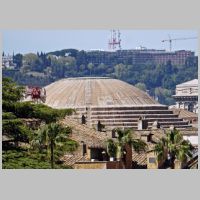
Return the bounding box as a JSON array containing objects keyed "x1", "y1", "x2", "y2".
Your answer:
[{"x1": 149, "y1": 157, "x2": 156, "y2": 163}]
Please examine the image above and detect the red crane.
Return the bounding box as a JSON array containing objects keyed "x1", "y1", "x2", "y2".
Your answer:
[{"x1": 161, "y1": 35, "x2": 197, "y2": 52}]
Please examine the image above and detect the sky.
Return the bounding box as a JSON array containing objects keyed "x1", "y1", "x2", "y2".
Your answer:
[{"x1": 2, "y1": 30, "x2": 198, "y2": 55}]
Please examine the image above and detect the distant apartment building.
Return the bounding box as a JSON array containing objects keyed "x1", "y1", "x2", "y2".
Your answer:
[
  {"x1": 153, "y1": 50, "x2": 195, "y2": 65},
  {"x1": 85, "y1": 49, "x2": 196, "y2": 66}
]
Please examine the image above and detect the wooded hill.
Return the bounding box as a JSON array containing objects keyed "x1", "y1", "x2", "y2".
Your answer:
[{"x1": 2, "y1": 49, "x2": 198, "y2": 105}]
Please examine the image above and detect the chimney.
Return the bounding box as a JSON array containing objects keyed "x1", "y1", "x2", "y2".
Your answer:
[
  {"x1": 147, "y1": 133, "x2": 153, "y2": 142},
  {"x1": 81, "y1": 114, "x2": 86, "y2": 124},
  {"x1": 152, "y1": 120, "x2": 160, "y2": 130},
  {"x1": 138, "y1": 116, "x2": 148, "y2": 130},
  {"x1": 112, "y1": 129, "x2": 117, "y2": 138},
  {"x1": 97, "y1": 120, "x2": 105, "y2": 131},
  {"x1": 169, "y1": 125, "x2": 175, "y2": 131},
  {"x1": 80, "y1": 141, "x2": 87, "y2": 156}
]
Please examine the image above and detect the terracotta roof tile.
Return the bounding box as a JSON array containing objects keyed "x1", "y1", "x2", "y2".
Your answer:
[
  {"x1": 132, "y1": 151, "x2": 147, "y2": 168},
  {"x1": 170, "y1": 108, "x2": 198, "y2": 119},
  {"x1": 61, "y1": 116, "x2": 109, "y2": 148}
]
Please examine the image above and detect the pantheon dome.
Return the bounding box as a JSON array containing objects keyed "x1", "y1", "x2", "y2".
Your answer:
[
  {"x1": 44, "y1": 77, "x2": 191, "y2": 130},
  {"x1": 45, "y1": 77, "x2": 160, "y2": 108}
]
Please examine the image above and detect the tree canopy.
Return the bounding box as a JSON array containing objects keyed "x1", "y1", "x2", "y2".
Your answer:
[
  {"x1": 154, "y1": 129, "x2": 193, "y2": 168},
  {"x1": 2, "y1": 77, "x2": 77, "y2": 169},
  {"x1": 106, "y1": 129, "x2": 147, "y2": 161}
]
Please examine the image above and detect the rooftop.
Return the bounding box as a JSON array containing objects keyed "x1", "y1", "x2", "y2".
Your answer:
[
  {"x1": 176, "y1": 79, "x2": 198, "y2": 87},
  {"x1": 170, "y1": 108, "x2": 198, "y2": 119}
]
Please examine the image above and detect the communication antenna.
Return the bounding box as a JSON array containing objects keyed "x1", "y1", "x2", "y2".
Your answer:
[{"x1": 108, "y1": 30, "x2": 122, "y2": 50}]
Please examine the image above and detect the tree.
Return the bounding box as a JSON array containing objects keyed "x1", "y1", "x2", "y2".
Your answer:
[
  {"x1": 185, "y1": 56, "x2": 198, "y2": 67},
  {"x1": 2, "y1": 77, "x2": 25, "y2": 108},
  {"x1": 97, "y1": 63, "x2": 106, "y2": 74},
  {"x1": 154, "y1": 87, "x2": 174, "y2": 105},
  {"x1": 154, "y1": 129, "x2": 193, "y2": 169},
  {"x1": 79, "y1": 64, "x2": 86, "y2": 71},
  {"x1": 2, "y1": 78, "x2": 31, "y2": 147},
  {"x1": 44, "y1": 67, "x2": 52, "y2": 75},
  {"x1": 33, "y1": 123, "x2": 77, "y2": 169},
  {"x1": 3, "y1": 118, "x2": 31, "y2": 147},
  {"x1": 13, "y1": 102, "x2": 74, "y2": 124},
  {"x1": 20, "y1": 65, "x2": 32, "y2": 74},
  {"x1": 106, "y1": 129, "x2": 146, "y2": 162},
  {"x1": 13, "y1": 53, "x2": 23, "y2": 68},
  {"x1": 164, "y1": 60, "x2": 173, "y2": 74},
  {"x1": 87, "y1": 63, "x2": 94, "y2": 76},
  {"x1": 135, "y1": 82, "x2": 147, "y2": 91},
  {"x1": 114, "y1": 64, "x2": 127, "y2": 79},
  {"x1": 2, "y1": 77, "x2": 77, "y2": 169},
  {"x1": 106, "y1": 139, "x2": 117, "y2": 158},
  {"x1": 23, "y1": 53, "x2": 38, "y2": 67}
]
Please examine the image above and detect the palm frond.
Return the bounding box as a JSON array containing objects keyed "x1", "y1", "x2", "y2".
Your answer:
[
  {"x1": 132, "y1": 139, "x2": 147, "y2": 153},
  {"x1": 155, "y1": 129, "x2": 194, "y2": 164}
]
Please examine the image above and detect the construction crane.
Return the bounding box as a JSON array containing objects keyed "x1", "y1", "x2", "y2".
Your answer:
[{"x1": 162, "y1": 35, "x2": 197, "y2": 51}]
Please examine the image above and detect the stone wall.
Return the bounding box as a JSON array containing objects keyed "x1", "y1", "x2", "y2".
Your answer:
[
  {"x1": 147, "y1": 151, "x2": 166, "y2": 169},
  {"x1": 74, "y1": 161, "x2": 124, "y2": 169},
  {"x1": 73, "y1": 105, "x2": 190, "y2": 130}
]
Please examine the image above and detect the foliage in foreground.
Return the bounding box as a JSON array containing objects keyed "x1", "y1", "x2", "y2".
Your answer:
[
  {"x1": 106, "y1": 129, "x2": 147, "y2": 160},
  {"x1": 13, "y1": 101, "x2": 75, "y2": 123},
  {"x1": 2, "y1": 148, "x2": 72, "y2": 169},
  {"x1": 2, "y1": 77, "x2": 77, "y2": 169},
  {"x1": 154, "y1": 129, "x2": 193, "y2": 168},
  {"x1": 32, "y1": 123, "x2": 78, "y2": 168}
]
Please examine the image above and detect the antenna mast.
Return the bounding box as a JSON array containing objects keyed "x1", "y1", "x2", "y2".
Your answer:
[{"x1": 108, "y1": 30, "x2": 122, "y2": 50}]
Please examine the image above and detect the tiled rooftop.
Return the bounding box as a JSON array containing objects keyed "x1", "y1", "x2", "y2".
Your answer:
[
  {"x1": 170, "y1": 108, "x2": 198, "y2": 119},
  {"x1": 176, "y1": 79, "x2": 198, "y2": 87},
  {"x1": 132, "y1": 151, "x2": 147, "y2": 168},
  {"x1": 61, "y1": 116, "x2": 109, "y2": 148}
]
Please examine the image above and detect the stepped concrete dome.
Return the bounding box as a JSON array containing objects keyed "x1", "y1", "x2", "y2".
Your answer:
[
  {"x1": 45, "y1": 77, "x2": 159, "y2": 108},
  {"x1": 44, "y1": 77, "x2": 191, "y2": 130}
]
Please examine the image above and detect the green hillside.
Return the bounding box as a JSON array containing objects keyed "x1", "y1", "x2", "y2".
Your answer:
[{"x1": 2, "y1": 50, "x2": 198, "y2": 105}]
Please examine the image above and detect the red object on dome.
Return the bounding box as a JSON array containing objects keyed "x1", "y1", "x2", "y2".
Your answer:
[{"x1": 31, "y1": 87, "x2": 41, "y2": 99}]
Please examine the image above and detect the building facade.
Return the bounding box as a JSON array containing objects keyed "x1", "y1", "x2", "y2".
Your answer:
[
  {"x1": 153, "y1": 50, "x2": 195, "y2": 66},
  {"x1": 173, "y1": 79, "x2": 198, "y2": 113},
  {"x1": 2, "y1": 54, "x2": 16, "y2": 69},
  {"x1": 84, "y1": 49, "x2": 196, "y2": 66}
]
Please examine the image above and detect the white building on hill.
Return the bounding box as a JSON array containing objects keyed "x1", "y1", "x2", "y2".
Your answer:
[{"x1": 173, "y1": 79, "x2": 198, "y2": 113}]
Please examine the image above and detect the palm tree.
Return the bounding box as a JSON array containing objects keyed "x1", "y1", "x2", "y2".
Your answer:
[
  {"x1": 154, "y1": 129, "x2": 193, "y2": 169},
  {"x1": 33, "y1": 123, "x2": 75, "y2": 169},
  {"x1": 106, "y1": 139, "x2": 117, "y2": 160},
  {"x1": 106, "y1": 129, "x2": 147, "y2": 163}
]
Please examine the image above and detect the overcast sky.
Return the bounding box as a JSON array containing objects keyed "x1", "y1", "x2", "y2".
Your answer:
[{"x1": 2, "y1": 30, "x2": 198, "y2": 55}]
